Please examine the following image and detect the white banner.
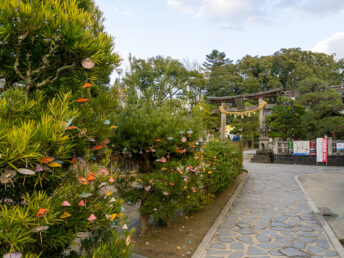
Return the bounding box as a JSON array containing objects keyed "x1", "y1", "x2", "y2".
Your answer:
[
  {"x1": 316, "y1": 138, "x2": 323, "y2": 162},
  {"x1": 337, "y1": 143, "x2": 344, "y2": 151},
  {"x1": 293, "y1": 141, "x2": 310, "y2": 155}
]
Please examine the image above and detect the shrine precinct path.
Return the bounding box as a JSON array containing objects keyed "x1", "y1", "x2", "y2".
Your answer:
[{"x1": 201, "y1": 162, "x2": 343, "y2": 258}]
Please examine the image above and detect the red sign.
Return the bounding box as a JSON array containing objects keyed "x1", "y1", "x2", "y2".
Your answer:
[
  {"x1": 310, "y1": 140, "x2": 316, "y2": 155},
  {"x1": 322, "y1": 138, "x2": 327, "y2": 162}
]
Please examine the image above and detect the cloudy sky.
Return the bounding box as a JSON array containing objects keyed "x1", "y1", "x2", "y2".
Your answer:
[{"x1": 94, "y1": 0, "x2": 344, "y2": 71}]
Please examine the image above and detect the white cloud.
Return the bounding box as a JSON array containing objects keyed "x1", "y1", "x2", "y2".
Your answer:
[
  {"x1": 312, "y1": 32, "x2": 344, "y2": 59},
  {"x1": 167, "y1": 0, "x2": 344, "y2": 24}
]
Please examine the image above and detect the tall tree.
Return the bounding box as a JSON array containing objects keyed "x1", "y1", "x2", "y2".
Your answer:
[
  {"x1": 203, "y1": 49, "x2": 232, "y2": 71},
  {"x1": 0, "y1": 0, "x2": 120, "y2": 94}
]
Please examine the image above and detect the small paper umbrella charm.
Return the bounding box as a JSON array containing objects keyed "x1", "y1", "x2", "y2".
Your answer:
[
  {"x1": 48, "y1": 162, "x2": 62, "y2": 168},
  {"x1": 98, "y1": 167, "x2": 109, "y2": 176},
  {"x1": 82, "y1": 58, "x2": 95, "y2": 69},
  {"x1": 40, "y1": 157, "x2": 54, "y2": 163},
  {"x1": 76, "y1": 98, "x2": 89, "y2": 103},
  {"x1": 78, "y1": 200, "x2": 86, "y2": 207},
  {"x1": 105, "y1": 190, "x2": 111, "y2": 196},
  {"x1": 61, "y1": 201, "x2": 71, "y2": 207},
  {"x1": 92, "y1": 145, "x2": 102, "y2": 151},
  {"x1": 109, "y1": 197, "x2": 116, "y2": 203},
  {"x1": 3, "y1": 252, "x2": 22, "y2": 258},
  {"x1": 32, "y1": 225, "x2": 49, "y2": 232},
  {"x1": 17, "y1": 168, "x2": 35, "y2": 175},
  {"x1": 104, "y1": 120, "x2": 110, "y2": 125},
  {"x1": 78, "y1": 176, "x2": 88, "y2": 185},
  {"x1": 181, "y1": 137, "x2": 187, "y2": 143},
  {"x1": 109, "y1": 177, "x2": 115, "y2": 183},
  {"x1": 163, "y1": 191, "x2": 168, "y2": 196},
  {"x1": 60, "y1": 212, "x2": 71, "y2": 219},
  {"x1": 79, "y1": 193, "x2": 92, "y2": 198},
  {"x1": 111, "y1": 125, "x2": 118, "y2": 129},
  {"x1": 160, "y1": 157, "x2": 167, "y2": 163},
  {"x1": 122, "y1": 224, "x2": 128, "y2": 230},
  {"x1": 83, "y1": 82, "x2": 93, "y2": 88},
  {"x1": 98, "y1": 182, "x2": 107, "y2": 188},
  {"x1": 65, "y1": 126, "x2": 77, "y2": 130},
  {"x1": 87, "y1": 172, "x2": 96, "y2": 181},
  {"x1": 108, "y1": 213, "x2": 117, "y2": 221},
  {"x1": 35, "y1": 164, "x2": 44, "y2": 172},
  {"x1": 37, "y1": 208, "x2": 49, "y2": 218},
  {"x1": 88, "y1": 214, "x2": 97, "y2": 222}
]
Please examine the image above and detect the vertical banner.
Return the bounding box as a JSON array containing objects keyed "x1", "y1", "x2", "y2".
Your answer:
[
  {"x1": 316, "y1": 138, "x2": 323, "y2": 162},
  {"x1": 293, "y1": 141, "x2": 310, "y2": 155},
  {"x1": 323, "y1": 138, "x2": 327, "y2": 162},
  {"x1": 316, "y1": 138, "x2": 328, "y2": 162},
  {"x1": 288, "y1": 141, "x2": 293, "y2": 155},
  {"x1": 310, "y1": 140, "x2": 316, "y2": 155}
]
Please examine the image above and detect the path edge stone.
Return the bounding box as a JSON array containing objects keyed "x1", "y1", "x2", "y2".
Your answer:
[
  {"x1": 294, "y1": 175, "x2": 344, "y2": 258},
  {"x1": 192, "y1": 170, "x2": 250, "y2": 258}
]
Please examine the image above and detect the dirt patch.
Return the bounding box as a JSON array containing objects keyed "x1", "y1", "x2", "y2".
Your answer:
[{"x1": 132, "y1": 172, "x2": 247, "y2": 257}]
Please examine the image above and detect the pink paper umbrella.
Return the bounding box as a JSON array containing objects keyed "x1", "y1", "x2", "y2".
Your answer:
[
  {"x1": 88, "y1": 214, "x2": 97, "y2": 222},
  {"x1": 78, "y1": 200, "x2": 85, "y2": 207},
  {"x1": 109, "y1": 177, "x2": 115, "y2": 183},
  {"x1": 61, "y1": 201, "x2": 72, "y2": 207},
  {"x1": 35, "y1": 164, "x2": 44, "y2": 172}
]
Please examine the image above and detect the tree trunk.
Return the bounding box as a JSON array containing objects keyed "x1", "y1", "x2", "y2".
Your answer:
[
  {"x1": 140, "y1": 214, "x2": 149, "y2": 234},
  {"x1": 165, "y1": 216, "x2": 172, "y2": 228}
]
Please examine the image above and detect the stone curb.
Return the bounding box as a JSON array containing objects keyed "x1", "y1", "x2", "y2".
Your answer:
[
  {"x1": 192, "y1": 171, "x2": 250, "y2": 258},
  {"x1": 295, "y1": 175, "x2": 344, "y2": 258}
]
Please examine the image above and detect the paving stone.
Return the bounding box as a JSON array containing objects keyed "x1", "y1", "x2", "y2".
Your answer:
[
  {"x1": 298, "y1": 237, "x2": 315, "y2": 243},
  {"x1": 236, "y1": 222, "x2": 250, "y2": 229},
  {"x1": 209, "y1": 243, "x2": 226, "y2": 249},
  {"x1": 218, "y1": 237, "x2": 234, "y2": 243},
  {"x1": 280, "y1": 247, "x2": 305, "y2": 256},
  {"x1": 298, "y1": 226, "x2": 314, "y2": 232},
  {"x1": 257, "y1": 243, "x2": 283, "y2": 249},
  {"x1": 230, "y1": 242, "x2": 244, "y2": 250},
  {"x1": 236, "y1": 236, "x2": 252, "y2": 244},
  {"x1": 274, "y1": 215, "x2": 288, "y2": 222},
  {"x1": 236, "y1": 229, "x2": 255, "y2": 235},
  {"x1": 293, "y1": 241, "x2": 306, "y2": 249},
  {"x1": 308, "y1": 246, "x2": 324, "y2": 254},
  {"x1": 256, "y1": 234, "x2": 270, "y2": 243},
  {"x1": 315, "y1": 239, "x2": 329, "y2": 249},
  {"x1": 276, "y1": 238, "x2": 294, "y2": 243},
  {"x1": 206, "y1": 249, "x2": 229, "y2": 255},
  {"x1": 247, "y1": 246, "x2": 268, "y2": 255},
  {"x1": 325, "y1": 250, "x2": 338, "y2": 256},
  {"x1": 271, "y1": 221, "x2": 290, "y2": 227},
  {"x1": 229, "y1": 252, "x2": 243, "y2": 258}
]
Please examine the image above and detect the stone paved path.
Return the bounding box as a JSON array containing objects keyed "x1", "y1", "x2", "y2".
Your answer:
[{"x1": 203, "y1": 163, "x2": 344, "y2": 257}]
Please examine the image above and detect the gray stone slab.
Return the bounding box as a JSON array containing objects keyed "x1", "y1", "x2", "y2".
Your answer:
[
  {"x1": 236, "y1": 236, "x2": 252, "y2": 244},
  {"x1": 325, "y1": 250, "x2": 338, "y2": 256},
  {"x1": 293, "y1": 241, "x2": 306, "y2": 249},
  {"x1": 209, "y1": 243, "x2": 226, "y2": 249},
  {"x1": 308, "y1": 246, "x2": 324, "y2": 254},
  {"x1": 218, "y1": 237, "x2": 234, "y2": 243},
  {"x1": 256, "y1": 234, "x2": 270, "y2": 243},
  {"x1": 247, "y1": 246, "x2": 268, "y2": 255},
  {"x1": 231, "y1": 242, "x2": 244, "y2": 250},
  {"x1": 280, "y1": 247, "x2": 305, "y2": 257},
  {"x1": 316, "y1": 239, "x2": 330, "y2": 249},
  {"x1": 229, "y1": 252, "x2": 243, "y2": 258},
  {"x1": 258, "y1": 243, "x2": 283, "y2": 249}
]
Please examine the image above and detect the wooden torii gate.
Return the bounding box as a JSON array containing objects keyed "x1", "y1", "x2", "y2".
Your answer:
[{"x1": 208, "y1": 88, "x2": 282, "y2": 149}]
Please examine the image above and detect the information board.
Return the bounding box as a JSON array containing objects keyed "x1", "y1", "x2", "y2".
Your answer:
[
  {"x1": 337, "y1": 143, "x2": 344, "y2": 151},
  {"x1": 293, "y1": 141, "x2": 310, "y2": 155},
  {"x1": 316, "y1": 138, "x2": 327, "y2": 162}
]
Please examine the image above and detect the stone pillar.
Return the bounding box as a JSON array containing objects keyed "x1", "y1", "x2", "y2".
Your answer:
[
  {"x1": 220, "y1": 102, "x2": 226, "y2": 140},
  {"x1": 328, "y1": 137, "x2": 333, "y2": 156}
]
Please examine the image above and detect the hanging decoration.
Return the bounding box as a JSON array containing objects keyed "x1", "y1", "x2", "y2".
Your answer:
[{"x1": 219, "y1": 101, "x2": 268, "y2": 118}]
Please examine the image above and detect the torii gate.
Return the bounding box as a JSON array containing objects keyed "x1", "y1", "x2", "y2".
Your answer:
[{"x1": 207, "y1": 88, "x2": 282, "y2": 149}]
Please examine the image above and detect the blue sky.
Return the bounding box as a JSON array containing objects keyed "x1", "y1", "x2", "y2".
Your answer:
[{"x1": 94, "y1": 0, "x2": 344, "y2": 74}]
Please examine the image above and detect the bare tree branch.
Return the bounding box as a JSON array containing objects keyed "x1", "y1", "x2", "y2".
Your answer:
[
  {"x1": 36, "y1": 63, "x2": 75, "y2": 88},
  {"x1": 13, "y1": 32, "x2": 29, "y2": 82}
]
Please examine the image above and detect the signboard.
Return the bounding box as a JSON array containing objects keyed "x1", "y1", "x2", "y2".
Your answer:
[
  {"x1": 317, "y1": 138, "x2": 328, "y2": 162},
  {"x1": 310, "y1": 140, "x2": 316, "y2": 155},
  {"x1": 288, "y1": 141, "x2": 293, "y2": 155},
  {"x1": 337, "y1": 143, "x2": 344, "y2": 151},
  {"x1": 293, "y1": 141, "x2": 310, "y2": 155}
]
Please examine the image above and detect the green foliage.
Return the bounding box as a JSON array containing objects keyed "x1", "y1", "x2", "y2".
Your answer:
[
  {"x1": 267, "y1": 97, "x2": 306, "y2": 139},
  {"x1": 116, "y1": 140, "x2": 242, "y2": 224},
  {"x1": 0, "y1": 0, "x2": 120, "y2": 93},
  {"x1": 231, "y1": 112, "x2": 260, "y2": 147}
]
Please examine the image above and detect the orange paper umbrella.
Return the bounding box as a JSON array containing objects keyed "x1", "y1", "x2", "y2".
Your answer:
[
  {"x1": 87, "y1": 172, "x2": 96, "y2": 181},
  {"x1": 37, "y1": 208, "x2": 49, "y2": 218},
  {"x1": 71, "y1": 157, "x2": 77, "y2": 164},
  {"x1": 48, "y1": 162, "x2": 62, "y2": 168},
  {"x1": 76, "y1": 98, "x2": 89, "y2": 103},
  {"x1": 83, "y1": 82, "x2": 93, "y2": 88},
  {"x1": 92, "y1": 145, "x2": 102, "y2": 151},
  {"x1": 40, "y1": 157, "x2": 54, "y2": 164},
  {"x1": 65, "y1": 126, "x2": 77, "y2": 130},
  {"x1": 78, "y1": 176, "x2": 88, "y2": 185},
  {"x1": 78, "y1": 200, "x2": 86, "y2": 207}
]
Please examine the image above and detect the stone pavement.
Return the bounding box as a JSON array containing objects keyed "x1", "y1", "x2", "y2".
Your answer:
[{"x1": 203, "y1": 163, "x2": 344, "y2": 257}]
